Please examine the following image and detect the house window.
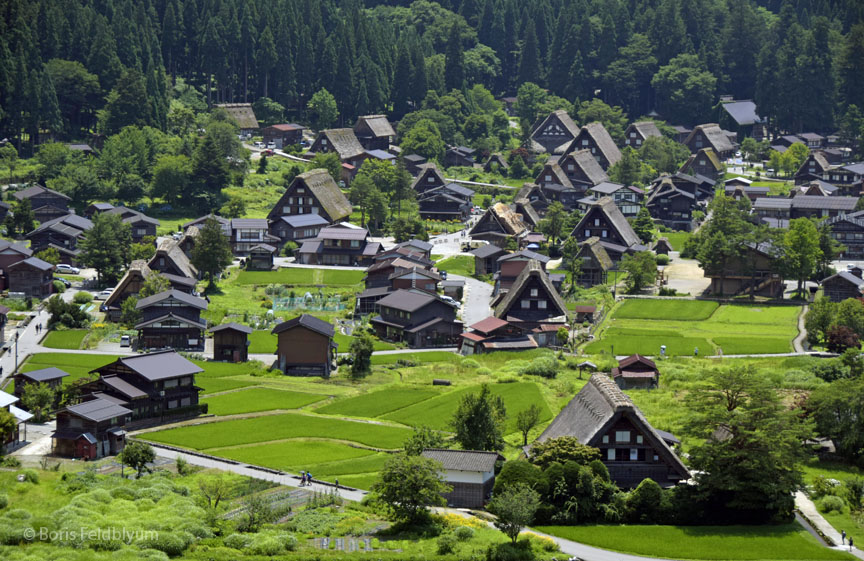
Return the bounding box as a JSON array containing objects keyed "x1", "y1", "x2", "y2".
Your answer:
[
  {"x1": 530, "y1": 289, "x2": 538, "y2": 297},
  {"x1": 321, "y1": 138, "x2": 327, "y2": 146},
  {"x1": 521, "y1": 300, "x2": 530, "y2": 309},
  {"x1": 283, "y1": 206, "x2": 291, "y2": 214},
  {"x1": 636, "y1": 435, "x2": 643, "y2": 444},
  {"x1": 601, "y1": 230, "x2": 608, "y2": 238},
  {"x1": 538, "y1": 300, "x2": 547, "y2": 309},
  {"x1": 545, "y1": 175, "x2": 551, "y2": 181},
  {"x1": 311, "y1": 207, "x2": 319, "y2": 214},
  {"x1": 602, "y1": 435, "x2": 609, "y2": 444},
  {"x1": 136, "y1": 228, "x2": 147, "y2": 236},
  {"x1": 582, "y1": 139, "x2": 589, "y2": 146},
  {"x1": 168, "y1": 400, "x2": 178, "y2": 409},
  {"x1": 350, "y1": 240, "x2": 360, "y2": 248},
  {"x1": 567, "y1": 164, "x2": 574, "y2": 171},
  {"x1": 594, "y1": 218, "x2": 600, "y2": 226},
  {"x1": 630, "y1": 449, "x2": 638, "y2": 461},
  {"x1": 630, "y1": 131, "x2": 636, "y2": 138},
  {"x1": 584, "y1": 229, "x2": 590, "y2": 237},
  {"x1": 288, "y1": 197, "x2": 294, "y2": 204},
  {"x1": 654, "y1": 454, "x2": 659, "y2": 461},
  {"x1": 164, "y1": 379, "x2": 178, "y2": 389},
  {"x1": 181, "y1": 397, "x2": 191, "y2": 407},
  {"x1": 607, "y1": 449, "x2": 615, "y2": 461},
  {"x1": 615, "y1": 430, "x2": 630, "y2": 442}
]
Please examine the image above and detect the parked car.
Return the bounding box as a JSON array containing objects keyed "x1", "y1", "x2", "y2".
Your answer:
[
  {"x1": 266, "y1": 142, "x2": 276, "y2": 149},
  {"x1": 120, "y1": 335, "x2": 131, "y2": 347},
  {"x1": 95, "y1": 288, "x2": 114, "y2": 300},
  {"x1": 55, "y1": 264, "x2": 80, "y2": 275},
  {"x1": 54, "y1": 277, "x2": 71, "y2": 287},
  {"x1": 440, "y1": 295, "x2": 460, "y2": 307},
  {"x1": 254, "y1": 141, "x2": 264, "y2": 148}
]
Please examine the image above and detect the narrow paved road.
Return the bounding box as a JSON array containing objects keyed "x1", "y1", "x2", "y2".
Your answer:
[
  {"x1": 451, "y1": 273, "x2": 493, "y2": 327},
  {"x1": 796, "y1": 491, "x2": 864, "y2": 559},
  {"x1": 793, "y1": 304, "x2": 809, "y2": 353}
]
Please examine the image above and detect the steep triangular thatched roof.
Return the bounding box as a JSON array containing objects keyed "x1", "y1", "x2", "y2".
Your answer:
[
  {"x1": 572, "y1": 197, "x2": 640, "y2": 248},
  {"x1": 561, "y1": 149, "x2": 609, "y2": 185},
  {"x1": 354, "y1": 115, "x2": 395, "y2": 138},
  {"x1": 214, "y1": 103, "x2": 259, "y2": 130},
  {"x1": 494, "y1": 259, "x2": 568, "y2": 319},
  {"x1": 537, "y1": 162, "x2": 573, "y2": 188},
  {"x1": 579, "y1": 237, "x2": 613, "y2": 271},
  {"x1": 685, "y1": 123, "x2": 735, "y2": 155},
  {"x1": 318, "y1": 128, "x2": 365, "y2": 159},
  {"x1": 512, "y1": 199, "x2": 540, "y2": 227},
  {"x1": 629, "y1": 121, "x2": 663, "y2": 140},
  {"x1": 270, "y1": 169, "x2": 352, "y2": 223},
  {"x1": 149, "y1": 239, "x2": 198, "y2": 279},
  {"x1": 572, "y1": 122, "x2": 622, "y2": 167}
]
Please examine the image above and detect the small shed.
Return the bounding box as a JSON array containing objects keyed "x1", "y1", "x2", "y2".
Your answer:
[
  {"x1": 653, "y1": 238, "x2": 673, "y2": 255},
  {"x1": 13, "y1": 367, "x2": 69, "y2": 403},
  {"x1": 247, "y1": 244, "x2": 277, "y2": 271},
  {"x1": 612, "y1": 354, "x2": 660, "y2": 389},
  {"x1": 421, "y1": 448, "x2": 503, "y2": 508},
  {"x1": 441, "y1": 279, "x2": 465, "y2": 300},
  {"x1": 209, "y1": 323, "x2": 253, "y2": 363},
  {"x1": 572, "y1": 305, "x2": 596, "y2": 323}
]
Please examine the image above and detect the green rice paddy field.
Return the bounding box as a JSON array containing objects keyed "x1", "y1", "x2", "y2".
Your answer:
[{"x1": 584, "y1": 299, "x2": 801, "y2": 356}]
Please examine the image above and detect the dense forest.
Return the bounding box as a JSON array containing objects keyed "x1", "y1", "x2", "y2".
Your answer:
[{"x1": 1, "y1": 0, "x2": 864, "y2": 156}]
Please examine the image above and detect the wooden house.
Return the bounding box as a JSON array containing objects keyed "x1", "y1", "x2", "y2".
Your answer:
[
  {"x1": 822, "y1": 163, "x2": 864, "y2": 195},
  {"x1": 268, "y1": 213, "x2": 329, "y2": 244},
  {"x1": 246, "y1": 244, "x2": 276, "y2": 271},
  {"x1": 795, "y1": 152, "x2": 831, "y2": 185},
  {"x1": 470, "y1": 244, "x2": 507, "y2": 276},
  {"x1": 705, "y1": 241, "x2": 783, "y2": 297},
  {"x1": 558, "y1": 149, "x2": 609, "y2": 190},
  {"x1": 469, "y1": 203, "x2": 529, "y2": 247},
  {"x1": 371, "y1": 289, "x2": 462, "y2": 348},
  {"x1": 493, "y1": 259, "x2": 568, "y2": 332},
  {"x1": 272, "y1": 314, "x2": 337, "y2": 377},
  {"x1": 421, "y1": 449, "x2": 503, "y2": 508},
  {"x1": 0, "y1": 239, "x2": 32, "y2": 271},
  {"x1": 483, "y1": 154, "x2": 509, "y2": 173},
  {"x1": 135, "y1": 289, "x2": 208, "y2": 350},
  {"x1": 262, "y1": 124, "x2": 305, "y2": 149},
  {"x1": 418, "y1": 184, "x2": 474, "y2": 221},
  {"x1": 102, "y1": 206, "x2": 159, "y2": 243},
  {"x1": 13, "y1": 367, "x2": 68, "y2": 404},
  {"x1": 7, "y1": 257, "x2": 54, "y2": 298},
  {"x1": 390, "y1": 267, "x2": 441, "y2": 293},
  {"x1": 683, "y1": 124, "x2": 735, "y2": 159},
  {"x1": 820, "y1": 270, "x2": 864, "y2": 303},
  {"x1": 530, "y1": 110, "x2": 581, "y2": 154},
  {"x1": 566, "y1": 122, "x2": 622, "y2": 170},
  {"x1": 585, "y1": 182, "x2": 644, "y2": 217},
  {"x1": 364, "y1": 257, "x2": 430, "y2": 289},
  {"x1": 27, "y1": 214, "x2": 93, "y2": 266},
  {"x1": 717, "y1": 100, "x2": 763, "y2": 140},
  {"x1": 535, "y1": 162, "x2": 582, "y2": 208},
  {"x1": 411, "y1": 164, "x2": 448, "y2": 195},
  {"x1": 444, "y1": 146, "x2": 477, "y2": 168},
  {"x1": 297, "y1": 223, "x2": 381, "y2": 266},
  {"x1": 653, "y1": 238, "x2": 673, "y2": 255},
  {"x1": 52, "y1": 398, "x2": 130, "y2": 459},
  {"x1": 575, "y1": 237, "x2": 613, "y2": 287},
  {"x1": 149, "y1": 239, "x2": 198, "y2": 280},
  {"x1": 0, "y1": 390, "x2": 32, "y2": 451},
  {"x1": 209, "y1": 323, "x2": 252, "y2": 362},
  {"x1": 85, "y1": 202, "x2": 114, "y2": 217},
  {"x1": 460, "y1": 316, "x2": 537, "y2": 355},
  {"x1": 790, "y1": 195, "x2": 858, "y2": 219},
  {"x1": 646, "y1": 177, "x2": 698, "y2": 231},
  {"x1": 392, "y1": 239, "x2": 433, "y2": 260},
  {"x1": 612, "y1": 354, "x2": 660, "y2": 390},
  {"x1": 824, "y1": 212, "x2": 864, "y2": 260},
  {"x1": 228, "y1": 218, "x2": 280, "y2": 256},
  {"x1": 268, "y1": 169, "x2": 352, "y2": 225},
  {"x1": 215, "y1": 103, "x2": 259, "y2": 136},
  {"x1": 87, "y1": 351, "x2": 204, "y2": 421},
  {"x1": 571, "y1": 197, "x2": 643, "y2": 262},
  {"x1": 102, "y1": 261, "x2": 196, "y2": 322},
  {"x1": 353, "y1": 115, "x2": 395, "y2": 151},
  {"x1": 799, "y1": 132, "x2": 826, "y2": 150},
  {"x1": 623, "y1": 121, "x2": 662, "y2": 148},
  {"x1": 513, "y1": 183, "x2": 550, "y2": 216},
  {"x1": 679, "y1": 148, "x2": 724, "y2": 181},
  {"x1": 530, "y1": 374, "x2": 689, "y2": 488},
  {"x1": 797, "y1": 180, "x2": 839, "y2": 197},
  {"x1": 672, "y1": 125, "x2": 692, "y2": 144},
  {"x1": 403, "y1": 154, "x2": 428, "y2": 176},
  {"x1": 309, "y1": 128, "x2": 366, "y2": 164},
  {"x1": 495, "y1": 249, "x2": 551, "y2": 294},
  {"x1": 512, "y1": 198, "x2": 541, "y2": 228},
  {"x1": 573, "y1": 305, "x2": 596, "y2": 323},
  {"x1": 13, "y1": 184, "x2": 71, "y2": 224}
]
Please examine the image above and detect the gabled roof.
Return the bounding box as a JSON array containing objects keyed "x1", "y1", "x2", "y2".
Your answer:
[
  {"x1": 0, "y1": 239, "x2": 32, "y2": 257},
  {"x1": 278, "y1": 168, "x2": 352, "y2": 222},
  {"x1": 316, "y1": 223, "x2": 369, "y2": 241},
  {"x1": 135, "y1": 289, "x2": 208, "y2": 310},
  {"x1": 272, "y1": 313, "x2": 335, "y2": 338},
  {"x1": 562, "y1": 149, "x2": 610, "y2": 185},
  {"x1": 28, "y1": 213, "x2": 93, "y2": 236},
  {"x1": 498, "y1": 249, "x2": 550, "y2": 264},
  {"x1": 580, "y1": 237, "x2": 613, "y2": 271},
  {"x1": 278, "y1": 214, "x2": 330, "y2": 228},
  {"x1": 572, "y1": 122, "x2": 622, "y2": 167},
  {"x1": 532, "y1": 374, "x2": 689, "y2": 479},
  {"x1": 209, "y1": 322, "x2": 254, "y2": 334},
  {"x1": 93, "y1": 350, "x2": 203, "y2": 381},
  {"x1": 105, "y1": 206, "x2": 160, "y2": 226},
  {"x1": 685, "y1": 124, "x2": 736, "y2": 154},
  {"x1": 629, "y1": 121, "x2": 663, "y2": 139},
  {"x1": 214, "y1": 103, "x2": 259, "y2": 129},
  {"x1": 494, "y1": 259, "x2": 568, "y2": 319},
  {"x1": 681, "y1": 148, "x2": 724, "y2": 174},
  {"x1": 531, "y1": 110, "x2": 581, "y2": 154},
  {"x1": 469, "y1": 316, "x2": 509, "y2": 334},
  {"x1": 573, "y1": 197, "x2": 641, "y2": 248},
  {"x1": 100, "y1": 375, "x2": 148, "y2": 399},
  {"x1": 150, "y1": 239, "x2": 198, "y2": 278},
  {"x1": 410, "y1": 164, "x2": 447, "y2": 192},
  {"x1": 0, "y1": 390, "x2": 17, "y2": 408},
  {"x1": 134, "y1": 313, "x2": 207, "y2": 330},
  {"x1": 791, "y1": 195, "x2": 858, "y2": 211},
  {"x1": 8, "y1": 257, "x2": 53, "y2": 271},
  {"x1": 65, "y1": 398, "x2": 131, "y2": 423},
  {"x1": 13, "y1": 184, "x2": 71, "y2": 202},
  {"x1": 266, "y1": 123, "x2": 305, "y2": 132},
  {"x1": 720, "y1": 100, "x2": 762, "y2": 126},
  {"x1": 317, "y1": 128, "x2": 365, "y2": 160},
  {"x1": 421, "y1": 448, "x2": 502, "y2": 472},
  {"x1": 183, "y1": 214, "x2": 230, "y2": 229},
  {"x1": 354, "y1": 115, "x2": 395, "y2": 138},
  {"x1": 470, "y1": 203, "x2": 528, "y2": 238},
  {"x1": 19, "y1": 367, "x2": 69, "y2": 382},
  {"x1": 470, "y1": 244, "x2": 507, "y2": 259},
  {"x1": 617, "y1": 354, "x2": 657, "y2": 370},
  {"x1": 376, "y1": 289, "x2": 438, "y2": 312},
  {"x1": 590, "y1": 181, "x2": 628, "y2": 195},
  {"x1": 537, "y1": 162, "x2": 573, "y2": 188},
  {"x1": 821, "y1": 270, "x2": 864, "y2": 287},
  {"x1": 231, "y1": 218, "x2": 269, "y2": 229},
  {"x1": 513, "y1": 199, "x2": 540, "y2": 227},
  {"x1": 514, "y1": 183, "x2": 548, "y2": 203},
  {"x1": 394, "y1": 239, "x2": 434, "y2": 253}
]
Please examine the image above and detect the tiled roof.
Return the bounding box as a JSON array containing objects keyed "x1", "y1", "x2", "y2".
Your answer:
[
  {"x1": 95, "y1": 350, "x2": 203, "y2": 382},
  {"x1": 66, "y1": 398, "x2": 132, "y2": 422},
  {"x1": 209, "y1": 322, "x2": 253, "y2": 334},
  {"x1": 421, "y1": 448, "x2": 502, "y2": 472},
  {"x1": 136, "y1": 289, "x2": 208, "y2": 310},
  {"x1": 19, "y1": 367, "x2": 69, "y2": 382}
]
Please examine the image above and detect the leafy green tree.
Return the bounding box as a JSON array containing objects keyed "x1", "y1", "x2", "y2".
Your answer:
[
  {"x1": 783, "y1": 218, "x2": 822, "y2": 297},
  {"x1": 450, "y1": 385, "x2": 507, "y2": 451},
  {"x1": 21, "y1": 383, "x2": 57, "y2": 423},
  {"x1": 98, "y1": 68, "x2": 149, "y2": 135},
  {"x1": 517, "y1": 21, "x2": 541, "y2": 85},
  {"x1": 349, "y1": 331, "x2": 373, "y2": 379},
  {"x1": 625, "y1": 479, "x2": 668, "y2": 524},
  {"x1": 576, "y1": 99, "x2": 629, "y2": 143},
  {"x1": 371, "y1": 453, "x2": 450, "y2": 524},
  {"x1": 805, "y1": 296, "x2": 835, "y2": 346},
  {"x1": 0, "y1": 143, "x2": 18, "y2": 184},
  {"x1": 116, "y1": 174, "x2": 146, "y2": 205},
  {"x1": 621, "y1": 251, "x2": 657, "y2": 293},
  {"x1": 516, "y1": 404, "x2": 542, "y2": 447},
  {"x1": 685, "y1": 366, "x2": 813, "y2": 523},
  {"x1": 47, "y1": 295, "x2": 90, "y2": 328},
  {"x1": 257, "y1": 154, "x2": 268, "y2": 175},
  {"x1": 526, "y1": 436, "x2": 601, "y2": 470},
  {"x1": 120, "y1": 441, "x2": 156, "y2": 479},
  {"x1": 220, "y1": 196, "x2": 247, "y2": 219},
  {"x1": 309, "y1": 153, "x2": 342, "y2": 184},
  {"x1": 488, "y1": 484, "x2": 541, "y2": 544},
  {"x1": 652, "y1": 54, "x2": 718, "y2": 125},
  {"x1": 120, "y1": 296, "x2": 141, "y2": 328},
  {"x1": 444, "y1": 21, "x2": 465, "y2": 91},
  {"x1": 632, "y1": 207, "x2": 655, "y2": 245},
  {"x1": 190, "y1": 217, "x2": 233, "y2": 287},
  {"x1": 251, "y1": 97, "x2": 285, "y2": 127},
  {"x1": 0, "y1": 409, "x2": 16, "y2": 449},
  {"x1": 390, "y1": 214, "x2": 428, "y2": 243},
  {"x1": 603, "y1": 33, "x2": 658, "y2": 117},
  {"x1": 151, "y1": 154, "x2": 192, "y2": 206},
  {"x1": 689, "y1": 195, "x2": 753, "y2": 295},
  {"x1": 403, "y1": 425, "x2": 446, "y2": 456},
  {"x1": 139, "y1": 274, "x2": 172, "y2": 299},
  {"x1": 307, "y1": 88, "x2": 338, "y2": 131},
  {"x1": 833, "y1": 298, "x2": 864, "y2": 339},
  {"x1": 608, "y1": 147, "x2": 644, "y2": 186},
  {"x1": 44, "y1": 59, "x2": 101, "y2": 136},
  {"x1": 538, "y1": 201, "x2": 566, "y2": 246},
  {"x1": 809, "y1": 377, "x2": 864, "y2": 464},
  {"x1": 508, "y1": 155, "x2": 528, "y2": 179},
  {"x1": 639, "y1": 136, "x2": 690, "y2": 174},
  {"x1": 400, "y1": 119, "x2": 445, "y2": 162},
  {"x1": 34, "y1": 248, "x2": 61, "y2": 266},
  {"x1": 561, "y1": 237, "x2": 583, "y2": 290},
  {"x1": 79, "y1": 212, "x2": 131, "y2": 284},
  {"x1": 515, "y1": 82, "x2": 547, "y2": 136}
]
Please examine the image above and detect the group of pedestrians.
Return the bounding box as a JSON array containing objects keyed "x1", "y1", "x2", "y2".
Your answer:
[{"x1": 299, "y1": 471, "x2": 339, "y2": 489}]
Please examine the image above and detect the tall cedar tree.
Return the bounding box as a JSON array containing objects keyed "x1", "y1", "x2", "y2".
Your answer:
[
  {"x1": 444, "y1": 22, "x2": 465, "y2": 91},
  {"x1": 450, "y1": 384, "x2": 507, "y2": 451},
  {"x1": 79, "y1": 212, "x2": 131, "y2": 284},
  {"x1": 191, "y1": 217, "x2": 233, "y2": 287},
  {"x1": 191, "y1": 135, "x2": 229, "y2": 213},
  {"x1": 517, "y1": 20, "x2": 541, "y2": 85}
]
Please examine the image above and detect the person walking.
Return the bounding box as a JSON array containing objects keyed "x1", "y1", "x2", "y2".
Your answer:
[
  {"x1": 842, "y1": 530, "x2": 846, "y2": 545},
  {"x1": 694, "y1": 347, "x2": 699, "y2": 357},
  {"x1": 849, "y1": 537, "x2": 854, "y2": 552}
]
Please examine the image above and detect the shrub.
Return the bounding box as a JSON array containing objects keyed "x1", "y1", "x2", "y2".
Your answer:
[
  {"x1": 454, "y1": 525, "x2": 474, "y2": 541},
  {"x1": 658, "y1": 286, "x2": 677, "y2": 296},
  {"x1": 819, "y1": 495, "x2": 846, "y2": 514},
  {"x1": 655, "y1": 254, "x2": 670, "y2": 266},
  {"x1": 249, "y1": 535, "x2": 283, "y2": 556},
  {"x1": 477, "y1": 367, "x2": 492, "y2": 376},
  {"x1": 0, "y1": 494, "x2": 7, "y2": 510},
  {"x1": 261, "y1": 299, "x2": 272, "y2": 308},
  {"x1": 437, "y1": 532, "x2": 457, "y2": 554},
  {"x1": 485, "y1": 540, "x2": 536, "y2": 561},
  {"x1": 811, "y1": 475, "x2": 841, "y2": 499},
  {"x1": 18, "y1": 470, "x2": 38, "y2": 484},
  {"x1": 461, "y1": 358, "x2": 480, "y2": 369},
  {"x1": 0, "y1": 457, "x2": 21, "y2": 468},
  {"x1": 137, "y1": 531, "x2": 194, "y2": 557},
  {"x1": 73, "y1": 291, "x2": 93, "y2": 304},
  {"x1": 52, "y1": 280, "x2": 66, "y2": 293},
  {"x1": 224, "y1": 533, "x2": 252, "y2": 549},
  {"x1": 283, "y1": 241, "x2": 299, "y2": 257},
  {"x1": 110, "y1": 487, "x2": 137, "y2": 501},
  {"x1": 519, "y1": 356, "x2": 558, "y2": 378}
]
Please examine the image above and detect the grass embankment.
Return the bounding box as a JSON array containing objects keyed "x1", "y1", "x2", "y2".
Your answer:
[
  {"x1": 585, "y1": 299, "x2": 800, "y2": 356},
  {"x1": 435, "y1": 255, "x2": 475, "y2": 277},
  {"x1": 41, "y1": 330, "x2": 87, "y2": 350}
]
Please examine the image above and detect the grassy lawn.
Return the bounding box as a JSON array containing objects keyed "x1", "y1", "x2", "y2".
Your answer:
[
  {"x1": 537, "y1": 524, "x2": 853, "y2": 560},
  {"x1": 41, "y1": 330, "x2": 87, "y2": 349},
  {"x1": 202, "y1": 387, "x2": 327, "y2": 414},
  {"x1": 801, "y1": 458, "x2": 864, "y2": 547},
  {"x1": 248, "y1": 330, "x2": 396, "y2": 354},
  {"x1": 144, "y1": 412, "x2": 412, "y2": 450},
  {"x1": 382, "y1": 381, "x2": 553, "y2": 433},
  {"x1": 585, "y1": 300, "x2": 800, "y2": 356},
  {"x1": 435, "y1": 255, "x2": 475, "y2": 277},
  {"x1": 662, "y1": 231, "x2": 691, "y2": 251},
  {"x1": 235, "y1": 268, "x2": 364, "y2": 286},
  {"x1": 314, "y1": 387, "x2": 442, "y2": 418},
  {"x1": 19, "y1": 353, "x2": 119, "y2": 386},
  {"x1": 370, "y1": 351, "x2": 456, "y2": 365},
  {"x1": 197, "y1": 377, "x2": 257, "y2": 395}
]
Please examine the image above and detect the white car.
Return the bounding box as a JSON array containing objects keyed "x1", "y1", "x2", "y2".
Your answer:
[
  {"x1": 55, "y1": 264, "x2": 80, "y2": 274},
  {"x1": 440, "y1": 295, "x2": 460, "y2": 307},
  {"x1": 96, "y1": 288, "x2": 114, "y2": 300},
  {"x1": 254, "y1": 141, "x2": 264, "y2": 148},
  {"x1": 120, "y1": 335, "x2": 131, "y2": 347}
]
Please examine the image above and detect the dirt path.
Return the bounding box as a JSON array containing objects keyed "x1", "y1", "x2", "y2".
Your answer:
[{"x1": 793, "y1": 304, "x2": 809, "y2": 353}]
